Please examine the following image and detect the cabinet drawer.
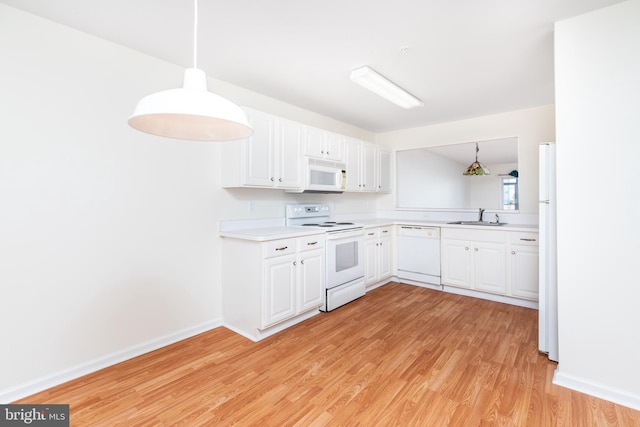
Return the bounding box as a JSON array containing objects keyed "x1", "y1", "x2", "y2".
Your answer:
[
  {"x1": 442, "y1": 227, "x2": 506, "y2": 243},
  {"x1": 263, "y1": 239, "x2": 296, "y2": 258},
  {"x1": 378, "y1": 226, "x2": 392, "y2": 238},
  {"x1": 365, "y1": 226, "x2": 392, "y2": 239},
  {"x1": 364, "y1": 228, "x2": 379, "y2": 239},
  {"x1": 510, "y1": 232, "x2": 539, "y2": 246},
  {"x1": 297, "y1": 234, "x2": 325, "y2": 252}
]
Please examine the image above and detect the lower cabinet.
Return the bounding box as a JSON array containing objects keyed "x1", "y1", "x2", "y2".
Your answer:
[
  {"x1": 508, "y1": 232, "x2": 539, "y2": 300},
  {"x1": 222, "y1": 233, "x2": 325, "y2": 340},
  {"x1": 364, "y1": 226, "x2": 393, "y2": 287},
  {"x1": 441, "y1": 228, "x2": 539, "y2": 301},
  {"x1": 441, "y1": 230, "x2": 507, "y2": 295}
]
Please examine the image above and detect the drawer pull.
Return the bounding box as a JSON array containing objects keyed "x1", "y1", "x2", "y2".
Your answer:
[
  {"x1": 382, "y1": 230, "x2": 389, "y2": 234},
  {"x1": 307, "y1": 241, "x2": 318, "y2": 246},
  {"x1": 367, "y1": 232, "x2": 375, "y2": 236},
  {"x1": 520, "y1": 238, "x2": 537, "y2": 242},
  {"x1": 511, "y1": 251, "x2": 516, "y2": 255},
  {"x1": 275, "y1": 246, "x2": 288, "y2": 251}
]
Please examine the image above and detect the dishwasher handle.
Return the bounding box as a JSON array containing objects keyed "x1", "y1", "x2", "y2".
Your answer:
[{"x1": 398, "y1": 226, "x2": 440, "y2": 238}]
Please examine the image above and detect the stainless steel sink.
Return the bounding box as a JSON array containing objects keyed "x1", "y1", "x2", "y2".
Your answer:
[{"x1": 447, "y1": 221, "x2": 507, "y2": 226}]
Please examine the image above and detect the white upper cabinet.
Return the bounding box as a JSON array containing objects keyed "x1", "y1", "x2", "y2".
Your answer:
[
  {"x1": 222, "y1": 109, "x2": 303, "y2": 190},
  {"x1": 344, "y1": 138, "x2": 378, "y2": 192},
  {"x1": 303, "y1": 127, "x2": 344, "y2": 162},
  {"x1": 377, "y1": 149, "x2": 392, "y2": 193},
  {"x1": 276, "y1": 119, "x2": 305, "y2": 188}
]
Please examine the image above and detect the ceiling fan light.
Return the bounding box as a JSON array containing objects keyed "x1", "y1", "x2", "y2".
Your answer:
[
  {"x1": 350, "y1": 66, "x2": 423, "y2": 109},
  {"x1": 128, "y1": 69, "x2": 252, "y2": 141}
]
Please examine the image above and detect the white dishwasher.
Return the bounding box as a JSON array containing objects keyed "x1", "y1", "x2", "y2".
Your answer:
[{"x1": 396, "y1": 225, "x2": 441, "y2": 287}]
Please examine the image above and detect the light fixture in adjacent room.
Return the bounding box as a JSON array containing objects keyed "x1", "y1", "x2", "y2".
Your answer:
[
  {"x1": 128, "y1": 0, "x2": 252, "y2": 141},
  {"x1": 350, "y1": 66, "x2": 423, "y2": 109},
  {"x1": 463, "y1": 143, "x2": 492, "y2": 176}
]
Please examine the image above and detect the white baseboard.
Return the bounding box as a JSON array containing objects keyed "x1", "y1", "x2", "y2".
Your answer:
[
  {"x1": 0, "y1": 319, "x2": 222, "y2": 404},
  {"x1": 554, "y1": 368, "x2": 640, "y2": 411},
  {"x1": 443, "y1": 285, "x2": 539, "y2": 309}
]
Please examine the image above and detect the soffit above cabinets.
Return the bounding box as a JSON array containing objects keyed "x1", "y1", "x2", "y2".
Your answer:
[{"x1": 1, "y1": 0, "x2": 625, "y2": 132}]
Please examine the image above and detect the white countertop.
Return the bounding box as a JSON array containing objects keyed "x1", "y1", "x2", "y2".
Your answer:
[
  {"x1": 220, "y1": 219, "x2": 538, "y2": 242},
  {"x1": 361, "y1": 218, "x2": 538, "y2": 232},
  {"x1": 219, "y1": 226, "x2": 325, "y2": 242}
]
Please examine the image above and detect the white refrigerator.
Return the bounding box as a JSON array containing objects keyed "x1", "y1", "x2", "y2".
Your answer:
[{"x1": 539, "y1": 144, "x2": 558, "y2": 361}]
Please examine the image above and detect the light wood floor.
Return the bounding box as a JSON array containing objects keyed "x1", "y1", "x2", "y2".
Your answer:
[{"x1": 17, "y1": 282, "x2": 640, "y2": 426}]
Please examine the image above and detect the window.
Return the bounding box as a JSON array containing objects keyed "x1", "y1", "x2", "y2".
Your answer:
[{"x1": 502, "y1": 178, "x2": 519, "y2": 210}]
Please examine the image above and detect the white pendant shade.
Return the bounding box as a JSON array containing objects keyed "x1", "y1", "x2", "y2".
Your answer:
[{"x1": 129, "y1": 68, "x2": 252, "y2": 141}]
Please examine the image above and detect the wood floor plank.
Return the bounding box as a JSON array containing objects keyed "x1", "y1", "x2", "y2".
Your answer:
[{"x1": 14, "y1": 282, "x2": 640, "y2": 426}]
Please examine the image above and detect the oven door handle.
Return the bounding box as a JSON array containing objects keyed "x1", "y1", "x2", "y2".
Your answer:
[{"x1": 325, "y1": 228, "x2": 364, "y2": 240}]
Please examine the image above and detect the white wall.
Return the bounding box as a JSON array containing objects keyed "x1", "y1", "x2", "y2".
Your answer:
[
  {"x1": 375, "y1": 105, "x2": 556, "y2": 216},
  {"x1": 554, "y1": 0, "x2": 640, "y2": 409},
  {"x1": 396, "y1": 150, "x2": 469, "y2": 208},
  {"x1": 0, "y1": 5, "x2": 375, "y2": 401}
]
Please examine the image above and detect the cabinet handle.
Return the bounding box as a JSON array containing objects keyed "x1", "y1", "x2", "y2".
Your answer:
[
  {"x1": 270, "y1": 177, "x2": 275, "y2": 182},
  {"x1": 367, "y1": 232, "x2": 375, "y2": 236},
  {"x1": 278, "y1": 178, "x2": 283, "y2": 182},
  {"x1": 293, "y1": 261, "x2": 297, "y2": 266},
  {"x1": 465, "y1": 247, "x2": 469, "y2": 250},
  {"x1": 520, "y1": 238, "x2": 536, "y2": 242},
  {"x1": 321, "y1": 150, "x2": 325, "y2": 154},
  {"x1": 382, "y1": 230, "x2": 388, "y2": 233},
  {"x1": 301, "y1": 259, "x2": 304, "y2": 265},
  {"x1": 307, "y1": 241, "x2": 318, "y2": 246},
  {"x1": 474, "y1": 248, "x2": 478, "y2": 251},
  {"x1": 327, "y1": 151, "x2": 330, "y2": 155},
  {"x1": 275, "y1": 246, "x2": 288, "y2": 251},
  {"x1": 511, "y1": 251, "x2": 516, "y2": 255}
]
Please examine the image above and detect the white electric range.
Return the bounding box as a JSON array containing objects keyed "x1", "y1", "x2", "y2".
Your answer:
[{"x1": 286, "y1": 204, "x2": 365, "y2": 311}]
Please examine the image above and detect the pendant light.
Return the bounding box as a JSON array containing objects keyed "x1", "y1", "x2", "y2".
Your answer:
[
  {"x1": 463, "y1": 143, "x2": 491, "y2": 176},
  {"x1": 128, "y1": 0, "x2": 253, "y2": 141}
]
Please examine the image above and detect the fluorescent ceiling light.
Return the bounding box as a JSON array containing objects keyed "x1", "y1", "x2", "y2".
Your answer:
[
  {"x1": 129, "y1": 0, "x2": 252, "y2": 141},
  {"x1": 350, "y1": 66, "x2": 423, "y2": 109}
]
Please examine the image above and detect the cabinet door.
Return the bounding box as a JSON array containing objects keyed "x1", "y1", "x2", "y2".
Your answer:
[
  {"x1": 474, "y1": 243, "x2": 507, "y2": 294},
  {"x1": 276, "y1": 120, "x2": 303, "y2": 188},
  {"x1": 378, "y1": 236, "x2": 393, "y2": 280},
  {"x1": 378, "y1": 150, "x2": 392, "y2": 193},
  {"x1": 441, "y1": 239, "x2": 472, "y2": 288},
  {"x1": 323, "y1": 131, "x2": 344, "y2": 162},
  {"x1": 510, "y1": 245, "x2": 539, "y2": 300},
  {"x1": 263, "y1": 254, "x2": 297, "y2": 328},
  {"x1": 298, "y1": 248, "x2": 325, "y2": 312},
  {"x1": 361, "y1": 143, "x2": 377, "y2": 192},
  {"x1": 364, "y1": 238, "x2": 379, "y2": 285},
  {"x1": 344, "y1": 138, "x2": 361, "y2": 192},
  {"x1": 244, "y1": 111, "x2": 275, "y2": 187},
  {"x1": 303, "y1": 126, "x2": 324, "y2": 158}
]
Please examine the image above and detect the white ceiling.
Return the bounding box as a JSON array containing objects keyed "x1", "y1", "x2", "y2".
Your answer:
[{"x1": 1, "y1": 0, "x2": 624, "y2": 133}]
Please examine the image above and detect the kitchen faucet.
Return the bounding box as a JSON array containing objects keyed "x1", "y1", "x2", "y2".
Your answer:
[{"x1": 478, "y1": 208, "x2": 485, "y2": 222}]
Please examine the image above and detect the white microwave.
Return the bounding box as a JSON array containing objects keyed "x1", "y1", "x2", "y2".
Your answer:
[{"x1": 287, "y1": 157, "x2": 346, "y2": 193}]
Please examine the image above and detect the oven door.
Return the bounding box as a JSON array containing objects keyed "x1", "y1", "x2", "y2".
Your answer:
[{"x1": 325, "y1": 228, "x2": 364, "y2": 289}]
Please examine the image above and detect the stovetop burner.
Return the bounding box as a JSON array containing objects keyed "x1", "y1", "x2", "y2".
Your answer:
[{"x1": 285, "y1": 203, "x2": 363, "y2": 232}]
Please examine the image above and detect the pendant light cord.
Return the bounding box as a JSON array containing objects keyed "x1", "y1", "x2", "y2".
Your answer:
[{"x1": 193, "y1": 0, "x2": 198, "y2": 69}]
